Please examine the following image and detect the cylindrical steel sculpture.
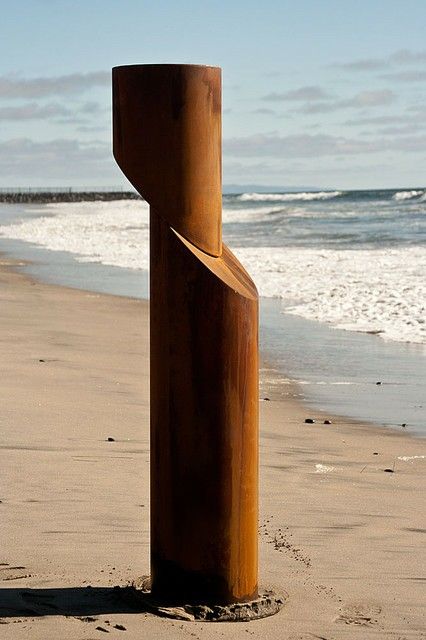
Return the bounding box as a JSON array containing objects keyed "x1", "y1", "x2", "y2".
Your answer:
[{"x1": 113, "y1": 64, "x2": 262, "y2": 609}]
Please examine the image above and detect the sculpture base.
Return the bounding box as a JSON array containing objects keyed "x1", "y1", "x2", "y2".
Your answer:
[{"x1": 121, "y1": 576, "x2": 285, "y2": 622}]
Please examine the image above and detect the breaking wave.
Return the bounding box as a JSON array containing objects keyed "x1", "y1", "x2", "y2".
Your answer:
[
  {"x1": 393, "y1": 190, "x2": 424, "y2": 201},
  {"x1": 238, "y1": 191, "x2": 343, "y2": 202}
]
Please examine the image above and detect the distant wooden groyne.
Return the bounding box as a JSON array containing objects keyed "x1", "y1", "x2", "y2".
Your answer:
[{"x1": 0, "y1": 188, "x2": 141, "y2": 204}]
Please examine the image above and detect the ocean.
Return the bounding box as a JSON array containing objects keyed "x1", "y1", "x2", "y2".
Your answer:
[{"x1": 0, "y1": 188, "x2": 425, "y2": 435}]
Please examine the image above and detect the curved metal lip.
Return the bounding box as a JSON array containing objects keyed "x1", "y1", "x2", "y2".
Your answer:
[
  {"x1": 112, "y1": 63, "x2": 220, "y2": 71},
  {"x1": 173, "y1": 228, "x2": 258, "y2": 301}
]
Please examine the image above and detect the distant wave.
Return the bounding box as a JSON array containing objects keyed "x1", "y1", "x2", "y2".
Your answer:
[
  {"x1": 393, "y1": 189, "x2": 424, "y2": 201},
  {"x1": 222, "y1": 204, "x2": 285, "y2": 223},
  {"x1": 238, "y1": 191, "x2": 343, "y2": 202}
]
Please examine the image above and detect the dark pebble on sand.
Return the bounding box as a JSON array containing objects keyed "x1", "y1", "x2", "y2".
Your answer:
[
  {"x1": 323, "y1": 419, "x2": 332, "y2": 424},
  {"x1": 39, "y1": 359, "x2": 45, "y2": 363},
  {"x1": 401, "y1": 423, "x2": 407, "y2": 427},
  {"x1": 96, "y1": 626, "x2": 109, "y2": 633},
  {"x1": 373, "y1": 452, "x2": 379, "y2": 455},
  {"x1": 114, "y1": 624, "x2": 127, "y2": 631},
  {"x1": 384, "y1": 468, "x2": 394, "y2": 473},
  {"x1": 304, "y1": 418, "x2": 315, "y2": 424},
  {"x1": 106, "y1": 437, "x2": 115, "y2": 442},
  {"x1": 263, "y1": 397, "x2": 270, "y2": 401},
  {"x1": 376, "y1": 381, "x2": 382, "y2": 385}
]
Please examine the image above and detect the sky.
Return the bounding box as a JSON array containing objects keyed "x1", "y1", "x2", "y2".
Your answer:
[{"x1": 0, "y1": 0, "x2": 425, "y2": 190}]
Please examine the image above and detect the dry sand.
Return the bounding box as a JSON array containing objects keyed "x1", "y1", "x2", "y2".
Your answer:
[{"x1": 1, "y1": 257, "x2": 425, "y2": 639}]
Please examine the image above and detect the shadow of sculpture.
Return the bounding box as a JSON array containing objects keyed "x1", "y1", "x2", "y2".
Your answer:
[{"x1": 0, "y1": 585, "x2": 143, "y2": 619}]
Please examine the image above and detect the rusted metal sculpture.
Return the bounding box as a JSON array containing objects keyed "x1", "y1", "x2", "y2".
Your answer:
[{"x1": 113, "y1": 64, "x2": 282, "y2": 620}]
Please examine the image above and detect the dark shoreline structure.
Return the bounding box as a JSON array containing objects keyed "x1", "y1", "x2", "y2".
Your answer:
[{"x1": 0, "y1": 188, "x2": 141, "y2": 204}]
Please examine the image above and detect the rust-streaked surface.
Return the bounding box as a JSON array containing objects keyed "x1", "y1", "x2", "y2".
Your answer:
[
  {"x1": 113, "y1": 64, "x2": 222, "y2": 257},
  {"x1": 113, "y1": 64, "x2": 259, "y2": 605}
]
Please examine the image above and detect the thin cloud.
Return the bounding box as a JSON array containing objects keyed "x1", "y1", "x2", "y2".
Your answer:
[
  {"x1": 77, "y1": 124, "x2": 108, "y2": 133},
  {"x1": 407, "y1": 105, "x2": 426, "y2": 118},
  {"x1": 333, "y1": 49, "x2": 426, "y2": 72},
  {"x1": 344, "y1": 115, "x2": 408, "y2": 126},
  {"x1": 0, "y1": 100, "x2": 104, "y2": 124},
  {"x1": 346, "y1": 90, "x2": 395, "y2": 107},
  {"x1": 263, "y1": 85, "x2": 331, "y2": 101},
  {"x1": 224, "y1": 133, "x2": 375, "y2": 157},
  {"x1": 223, "y1": 160, "x2": 279, "y2": 178},
  {"x1": 252, "y1": 107, "x2": 277, "y2": 115},
  {"x1": 337, "y1": 58, "x2": 386, "y2": 72},
  {"x1": 344, "y1": 107, "x2": 426, "y2": 127},
  {"x1": 0, "y1": 138, "x2": 117, "y2": 180},
  {"x1": 79, "y1": 101, "x2": 104, "y2": 114},
  {"x1": 224, "y1": 132, "x2": 426, "y2": 158},
  {"x1": 295, "y1": 90, "x2": 396, "y2": 114},
  {"x1": 380, "y1": 70, "x2": 426, "y2": 82},
  {"x1": 0, "y1": 102, "x2": 70, "y2": 120},
  {"x1": 0, "y1": 72, "x2": 109, "y2": 99},
  {"x1": 378, "y1": 124, "x2": 426, "y2": 136},
  {"x1": 389, "y1": 49, "x2": 426, "y2": 64},
  {"x1": 296, "y1": 102, "x2": 337, "y2": 114}
]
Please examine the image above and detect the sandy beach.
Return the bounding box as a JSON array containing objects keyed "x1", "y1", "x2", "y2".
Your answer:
[{"x1": 1, "y1": 256, "x2": 425, "y2": 640}]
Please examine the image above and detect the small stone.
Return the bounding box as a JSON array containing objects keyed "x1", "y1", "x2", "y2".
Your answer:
[
  {"x1": 96, "y1": 626, "x2": 109, "y2": 633},
  {"x1": 401, "y1": 423, "x2": 406, "y2": 427},
  {"x1": 384, "y1": 468, "x2": 394, "y2": 473},
  {"x1": 304, "y1": 418, "x2": 315, "y2": 424},
  {"x1": 263, "y1": 397, "x2": 270, "y2": 401},
  {"x1": 39, "y1": 359, "x2": 45, "y2": 363},
  {"x1": 106, "y1": 437, "x2": 115, "y2": 442},
  {"x1": 78, "y1": 616, "x2": 98, "y2": 623},
  {"x1": 114, "y1": 624, "x2": 127, "y2": 631},
  {"x1": 376, "y1": 381, "x2": 382, "y2": 385},
  {"x1": 373, "y1": 452, "x2": 379, "y2": 455},
  {"x1": 323, "y1": 419, "x2": 332, "y2": 425}
]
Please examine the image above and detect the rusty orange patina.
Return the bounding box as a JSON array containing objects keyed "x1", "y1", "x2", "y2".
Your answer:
[{"x1": 113, "y1": 64, "x2": 259, "y2": 605}]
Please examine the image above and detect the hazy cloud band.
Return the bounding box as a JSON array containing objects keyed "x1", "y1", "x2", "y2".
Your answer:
[{"x1": 0, "y1": 72, "x2": 109, "y2": 99}]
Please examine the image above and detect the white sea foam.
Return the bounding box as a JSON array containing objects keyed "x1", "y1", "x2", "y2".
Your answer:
[
  {"x1": 393, "y1": 190, "x2": 424, "y2": 201},
  {"x1": 1, "y1": 200, "x2": 425, "y2": 345},
  {"x1": 0, "y1": 200, "x2": 151, "y2": 270},
  {"x1": 238, "y1": 191, "x2": 342, "y2": 202},
  {"x1": 315, "y1": 464, "x2": 335, "y2": 473},
  {"x1": 397, "y1": 455, "x2": 426, "y2": 462},
  {"x1": 233, "y1": 246, "x2": 426, "y2": 345}
]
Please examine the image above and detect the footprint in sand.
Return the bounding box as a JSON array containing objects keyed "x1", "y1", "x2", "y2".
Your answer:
[
  {"x1": 288, "y1": 634, "x2": 332, "y2": 640},
  {"x1": 335, "y1": 602, "x2": 381, "y2": 626},
  {"x1": 0, "y1": 565, "x2": 32, "y2": 581}
]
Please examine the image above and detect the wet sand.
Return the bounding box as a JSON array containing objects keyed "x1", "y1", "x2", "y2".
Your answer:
[{"x1": 1, "y1": 257, "x2": 425, "y2": 639}]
